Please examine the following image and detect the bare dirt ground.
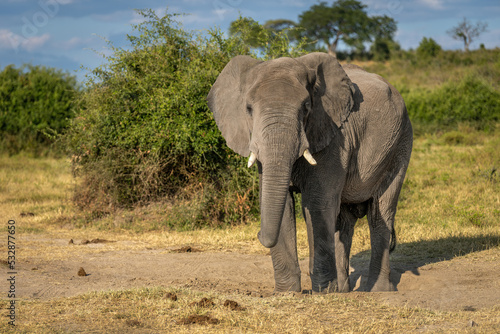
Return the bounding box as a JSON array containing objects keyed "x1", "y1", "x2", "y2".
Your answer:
[{"x1": 7, "y1": 236, "x2": 500, "y2": 312}]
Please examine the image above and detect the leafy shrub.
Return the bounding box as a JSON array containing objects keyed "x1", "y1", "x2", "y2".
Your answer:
[
  {"x1": 416, "y1": 37, "x2": 442, "y2": 58},
  {"x1": 228, "y1": 15, "x2": 309, "y2": 59},
  {"x1": 0, "y1": 65, "x2": 79, "y2": 155},
  {"x1": 65, "y1": 9, "x2": 305, "y2": 227},
  {"x1": 404, "y1": 75, "x2": 500, "y2": 131}
]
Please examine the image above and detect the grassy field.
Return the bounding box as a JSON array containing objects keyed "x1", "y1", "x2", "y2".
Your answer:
[{"x1": 1, "y1": 128, "x2": 499, "y2": 332}]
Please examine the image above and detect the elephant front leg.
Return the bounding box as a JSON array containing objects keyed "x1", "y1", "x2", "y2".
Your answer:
[
  {"x1": 303, "y1": 206, "x2": 337, "y2": 293},
  {"x1": 270, "y1": 190, "x2": 301, "y2": 293}
]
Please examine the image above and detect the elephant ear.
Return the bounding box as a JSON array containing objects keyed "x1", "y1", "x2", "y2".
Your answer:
[
  {"x1": 297, "y1": 52, "x2": 355, "y2": 153},
  {"x1": 207, "y1": 55, "x2": 262, "y2": 157}
]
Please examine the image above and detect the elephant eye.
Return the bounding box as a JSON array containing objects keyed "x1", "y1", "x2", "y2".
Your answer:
[
  {"x1": 246, "y1": 104, "x2": 253, "y2": 116},
  {"x1": 303, "y1": 100, "x2": 312, "y2": 115}
]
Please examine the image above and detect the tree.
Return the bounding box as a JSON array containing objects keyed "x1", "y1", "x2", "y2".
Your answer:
[
  {"x1": 369, "y1": 15, "x2": 399, "y2": 61},
  {"x1": 229, "y1": 16, "x2": 267, "y2": 50},
  {"x1": 447, "y1": 17, "x2": 488, "y2": 51},
  {"x1": 370, "y1": 15, "x2": 397, "y2": 41},
  {"x1": 297, "y1": 0, "x2": 371, "y2": 55},
  {"x1": 416, "y1": 37, "x2": 442, "y2": 58},
  {"x1": 263, "y1": 19, "x2": 297, "y2": 33},
  {"x1": 257, "y1": 0, "x2": 398, "y2": 57},
  {"x1": 228, "y1": 16, "x2": 308, "y2": 59}
]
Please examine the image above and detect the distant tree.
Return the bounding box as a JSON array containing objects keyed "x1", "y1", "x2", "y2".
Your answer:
[
  {"x1": 447, "y1": 17, "x2": 488, "y2": 51},
  {"x1": 369, "y1": 15, "x2": 399, "y2": 61},
  {"x1": 256, "y1": 0, "x2": 397, "y2": 57},
  {"x1": 417, "y1": 37, "x2": 442, "y2": 58},
  {"x1": 371, "y1": 38, "x2": 401, "y2": 61},
  {"x1": 297, "y1": 0, "x2": 372, "y2": 56},
  {"x1": 229, "y1": 16, "x2": 266, "y2": 50},
  {"x1": 370, "y1": 14, "x2": 398, "y2": 41},
  {"x1": 228, "y1": 16, "x2": 308, "y2": 59},
  {"x1": 263, "y1": 19, "x2": 297, "y2": 33}
]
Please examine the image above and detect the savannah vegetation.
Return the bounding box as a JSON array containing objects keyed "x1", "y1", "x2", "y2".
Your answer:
[
  {"x1": 0, "y1": 4, "x2": 499, "y2": 332},
  {"x1": 0, "y1": 64, "x2": 79, "y2": 155}
]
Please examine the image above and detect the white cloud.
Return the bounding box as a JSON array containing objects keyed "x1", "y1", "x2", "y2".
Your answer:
[
  {"x1": 23, "y1": 33, "x2": 50, "y2": 50},
  {"x1": 0, "y1": 29, "x2": 50, "y2": 51},
  {"x1": 58, "y1": 36, "x2": 90, "y2": 50},
  {"x1": 419, "y1": 0, "x2": 445, "y2": 10}
]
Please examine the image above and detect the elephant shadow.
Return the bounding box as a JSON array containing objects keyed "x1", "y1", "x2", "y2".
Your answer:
[{"x1": 348, "y1": 234, "x2": 500, "y2": 292}]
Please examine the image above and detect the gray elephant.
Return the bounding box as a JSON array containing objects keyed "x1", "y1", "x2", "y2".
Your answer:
[{"x1": 207, "y1": 52, "x2": 412, "y2": 293}]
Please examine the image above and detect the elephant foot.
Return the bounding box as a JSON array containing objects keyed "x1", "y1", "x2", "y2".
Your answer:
[
  {"x1": 337, "y1": 277, "x2": 350, "y2": 293},
  {"x1": 274, "y1": 277, "x2": 301, "y2": 293},
  {"x1": 311, "y1": 279, "x2": 338, "y2": 293}
]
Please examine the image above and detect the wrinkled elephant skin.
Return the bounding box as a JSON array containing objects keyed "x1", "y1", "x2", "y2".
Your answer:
[{"x1": 207, "y1": 53, "x2": 412, "y2": 293}]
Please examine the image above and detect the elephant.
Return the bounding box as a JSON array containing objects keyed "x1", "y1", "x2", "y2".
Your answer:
[{"x1": 207, "y1": 52, "x2": 412, "y2": 293}]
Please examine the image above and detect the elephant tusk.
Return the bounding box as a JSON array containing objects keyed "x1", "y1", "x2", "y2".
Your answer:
[
  {"x1": 247, "y1": 152, "x2": 257, "y2": 168},
  {"x1": 303, "y1": 149, "x2": 317, "y2": 166}
]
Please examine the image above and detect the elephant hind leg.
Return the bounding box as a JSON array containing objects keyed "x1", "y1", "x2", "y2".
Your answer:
[{"x1": 334, "y1": 204, "x2": 358, "y2": 292}]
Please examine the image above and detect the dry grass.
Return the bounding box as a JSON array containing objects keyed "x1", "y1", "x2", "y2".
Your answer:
[
  {"x1": 1, "y1": 128, "x2": 499, "y2": 332},
  {"x1": 2, "y1": 287, "x2": 499, "y2": 333}
]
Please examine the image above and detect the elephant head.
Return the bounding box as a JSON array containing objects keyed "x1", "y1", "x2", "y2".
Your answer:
[{"x1": 207, "y1": 52, "x2": 355, "y2": 248}]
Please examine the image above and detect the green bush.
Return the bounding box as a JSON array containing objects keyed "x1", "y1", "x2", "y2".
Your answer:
[
  {"x1": 229, "y1": 15, "x2": 309, "y2": 59},
  {"x1": 404, "y1": 75, "x2": 500, "y2": 131},
  {"x1": 0, "y1": 64, "x2": 79, "y2": 155},
  {"x1": 65, "y1": 9, "x2": 306, "y2": 227},
  {"x1": 416, "y1": 37, "x2": 442, "y2": 58}
]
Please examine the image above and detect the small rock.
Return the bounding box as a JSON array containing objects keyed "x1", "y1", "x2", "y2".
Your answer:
[
  {"x1": 468, "y1": 320, "x2": 477, "y2": 327},
  {"x1": 77, "y1": 267, "x2": 87, "y2": 276},
  {"x1": 68, "y1": 239, "x2": 74, "y2": 244}
]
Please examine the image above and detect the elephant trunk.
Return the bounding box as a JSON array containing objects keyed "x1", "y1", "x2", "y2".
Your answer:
[
  {"x1": 253, "y1": 107, "x2": 310, "y2": 248},
  {"x1": 256, "y1": 119, "x2": 300, "y2": 248},
  {"x1": 258, "y1": 162, "x2": 292, "y2": 248}
]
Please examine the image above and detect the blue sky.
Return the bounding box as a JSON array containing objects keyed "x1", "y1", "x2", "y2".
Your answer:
[{"x1": 1, "y1": 0, "x2": 499, "y2": 81}]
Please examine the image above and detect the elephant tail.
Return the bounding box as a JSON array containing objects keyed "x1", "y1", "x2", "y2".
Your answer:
[{"x1": 389, "y1": 228, "x2": 396, "y2": 253}]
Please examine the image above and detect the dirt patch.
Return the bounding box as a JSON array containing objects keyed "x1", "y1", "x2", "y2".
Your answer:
[
  {"x1": 180, "y1": 314, "x2": 220, "y2": 325},
  {"x1": 190, "y1": 297, "x2": 215, "y2": 308},
  {"x1": 125, "y1": 319, "x2": 143, "y2": 328},
  {"x1": 80, "y1": 238, "x2": 114, "y2": 245},
  {"x1": 6, "y1": 237, "x2": 500, "y2": 312},
  {"x1": 373, "y1": 249, "x2": 500, "y2": 310},
  {"x1": 224, "y1": 299, "x2": 245, "y2": 311},
  {"x1": 174, "y1": 245, "x2": 201, "y2": 253}
]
